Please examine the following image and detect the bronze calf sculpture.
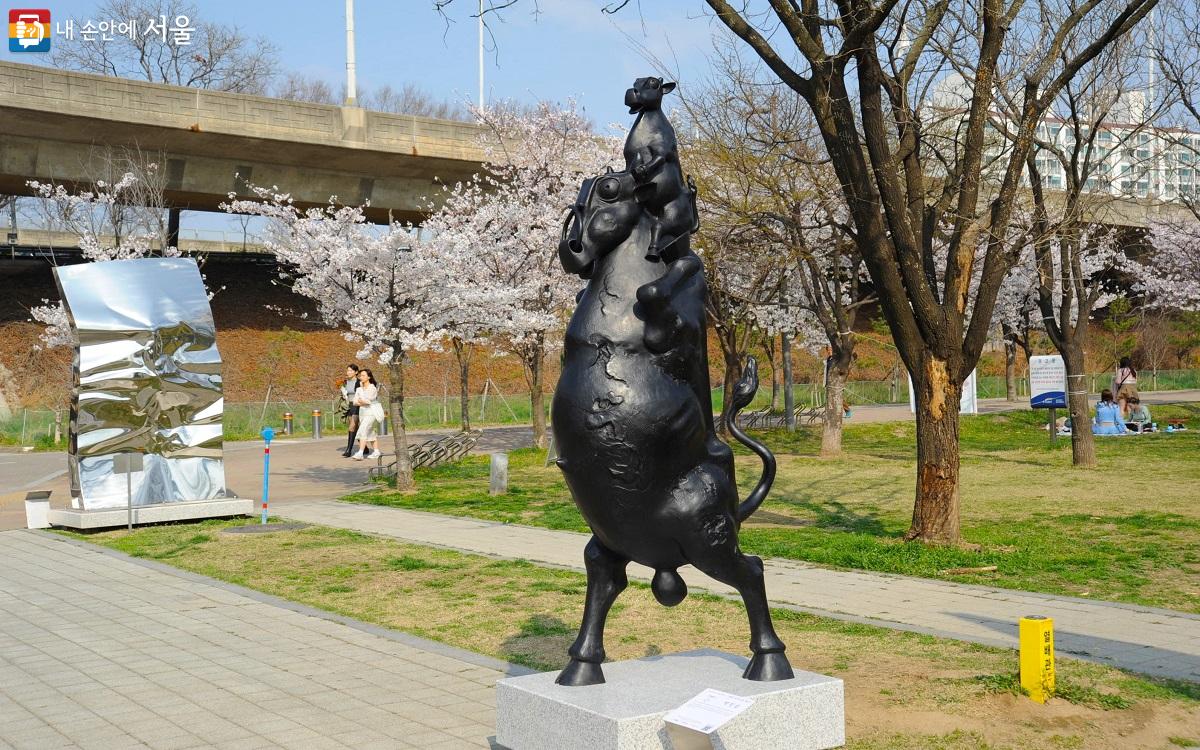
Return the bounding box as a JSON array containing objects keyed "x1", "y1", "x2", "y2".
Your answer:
[
  {"x1": 623, "y1": 76, "x2": 699, "y2": 263},
  {"x1": 552, "y1": 77, "x2": 793, "y2": 687}
]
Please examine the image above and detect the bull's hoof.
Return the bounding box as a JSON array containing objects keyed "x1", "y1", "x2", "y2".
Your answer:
[
  {"x1": 742, "y1": 651, "x2": 794, "y2": 682},
  {"x1": 556, "y1": 659, "x2": 605, "y2": 686}
]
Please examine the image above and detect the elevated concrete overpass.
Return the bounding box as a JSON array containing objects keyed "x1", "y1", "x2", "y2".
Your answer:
[
  {"x1": 0, "y1": 60, "x2": 1192, "y2": 231},
  {"x1": 4, "y1": 228, "x2": 270, "y2": 258},
  {"x1": 0, "y1": 61, "x2": 485, "y2": 224}
]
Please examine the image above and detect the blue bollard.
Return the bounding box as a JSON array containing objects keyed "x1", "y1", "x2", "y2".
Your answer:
[{"x1": 261, "y1": 426, "x2": 274, "y2": 524}]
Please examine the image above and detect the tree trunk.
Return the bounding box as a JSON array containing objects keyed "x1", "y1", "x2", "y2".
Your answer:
[
  {"x1": 719, "y1": 342, "x2": 742, "y2": 435},
  {"x1": 1063, "y1": 344, "x2": 1096, "y2": 468},
  {"x1": 782, "y1": 332, "x2": 795, "y2": 432},
  {"x1": 769, "y1": 355, "x2": 780, "y2": 411},
  {"x1": 1004, "y1": 338, "x2": 1018, "y2": 401},
  {"x1": 821, "y1": 354, "x2": 850, "y2": 457},
  {"x1": 387, "y1": 354, "x2": 415, "y2": 491},
  {"x1": 166, "y1": 206, "x2": 180, "y2": 249},
  {"x1": 905, "y1": 355, "x2": 962, "y2": 544},
  {"x1": 515, "y1": 334, "x2": 548, "y2": 449},
  {"x1": 529, "y1": 351, "x2": 546, "y2": 449},
  {"x1": 452, "y1": 338, "x2": 472, "y2": 432}
]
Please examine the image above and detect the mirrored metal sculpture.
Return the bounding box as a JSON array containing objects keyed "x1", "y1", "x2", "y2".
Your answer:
[
  {"x1": 54, "y1": 257, "x2": 226, "y2": 510},
  {"x1": 552, "y1": 77, "x2": 793, "y2": 686}
]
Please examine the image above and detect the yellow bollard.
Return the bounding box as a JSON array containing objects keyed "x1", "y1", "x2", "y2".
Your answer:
[{"x1": 1019, "y1": 616, "x2": 1055, "y2": 703}]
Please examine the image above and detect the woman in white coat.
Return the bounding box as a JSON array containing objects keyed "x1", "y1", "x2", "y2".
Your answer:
[{"x1": 352, "y1": 368, "x2": 386, "y2": 460}]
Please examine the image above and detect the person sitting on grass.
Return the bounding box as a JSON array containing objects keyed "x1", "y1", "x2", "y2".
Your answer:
[
  {"x1": 1126, "y1": 397, "x2": 1152, "y2": 432},
  {"x1": 1092, "y1": 389, "x2": 1127, "y2": 435}
]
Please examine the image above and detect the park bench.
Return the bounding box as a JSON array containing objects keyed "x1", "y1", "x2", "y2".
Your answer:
[
  {"x1": 729, "y1": 404, "x2": 825, "y2": 430},
  {"x1": 368, "y1": 429, "x2": 482, "y2": 480},
  {"x1": 736, "y1": 407, "x2": 772, "y2": 429},
  {"x1": 760, "y1": 405, "x2": 824, "y2": 428},
  {"x1": 794, "y1": 405, "x2": 824, "y2": 426}
]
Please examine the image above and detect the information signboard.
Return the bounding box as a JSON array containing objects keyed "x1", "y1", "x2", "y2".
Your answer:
[{"x1": 1029, "y1": 355, "x2": 1067, "y2": 409}]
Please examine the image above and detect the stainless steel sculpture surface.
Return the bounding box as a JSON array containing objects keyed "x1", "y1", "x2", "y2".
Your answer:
[{"x1": 55, "y1": 257, "x2": 226, "y2": 510}]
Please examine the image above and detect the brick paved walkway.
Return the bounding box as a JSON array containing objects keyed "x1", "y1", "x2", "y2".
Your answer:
[
  {"x1": 0, "y1": 530, "x2": 523, "y2": 749},
  {"x1": 282, "y1": 501, "x2": 1200, "y2": 684}
]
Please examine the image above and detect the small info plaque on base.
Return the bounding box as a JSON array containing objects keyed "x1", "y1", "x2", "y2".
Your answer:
[{"x1": 495, "y1": 649, "x2": 844, "y2": 750}]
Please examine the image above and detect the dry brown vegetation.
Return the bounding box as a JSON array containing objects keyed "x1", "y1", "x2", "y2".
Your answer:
[{"x1": 3, "y1": 257, "x2": 1193, "y2": 411}]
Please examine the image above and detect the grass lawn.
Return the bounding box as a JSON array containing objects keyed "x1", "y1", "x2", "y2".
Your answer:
[
  {"x1": 68, "y1": 520, "x2": 1200, "y2": 750},
  {"x1": 345, "y1": 403, "x2": 1200, "y2": 613}
]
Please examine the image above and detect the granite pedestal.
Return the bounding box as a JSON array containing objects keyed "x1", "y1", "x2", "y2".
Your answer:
[{"x1": 495, "y1": 649, "x2": 844, "y2": 750}]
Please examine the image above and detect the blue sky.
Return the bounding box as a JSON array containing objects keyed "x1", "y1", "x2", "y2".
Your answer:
[{"x1": 3, "y1": 1, "x2": 727, "y2": 233}]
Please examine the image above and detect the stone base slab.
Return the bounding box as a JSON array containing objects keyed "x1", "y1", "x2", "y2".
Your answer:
[
  {"x1": 48, "y1": 498, "x2": 252, "y2": 529},
  {"x1": 495, "y1": 649, "x2": 844, "y2": 750}
]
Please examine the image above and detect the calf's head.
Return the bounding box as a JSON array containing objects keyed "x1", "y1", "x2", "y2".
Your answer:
[{"x1": 625, "y1": 77, "x2": 677, "y2": 114}]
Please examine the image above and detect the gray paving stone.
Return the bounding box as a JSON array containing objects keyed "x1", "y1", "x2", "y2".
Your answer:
[
  {"x1": 3, "y1": 725, "x2": 74, "y2": 748},
  {"x1": 208, "y1": 738, "x2": 275, "y2": 750},
  {"x1": 0, "y1": 530, "x2": 504, "y2": 749}
]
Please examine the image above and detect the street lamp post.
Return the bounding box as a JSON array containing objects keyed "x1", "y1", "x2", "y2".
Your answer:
[
  {"x1": 345, "y1": 0, "x2": 358, "y2": 107},
  {"x1": 478, "y1": 0, "x2": 485, "y2": 111}
]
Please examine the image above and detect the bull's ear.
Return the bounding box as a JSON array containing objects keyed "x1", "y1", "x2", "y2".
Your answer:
[
  {"x1": 661, "y1": 81, "x2": 677, "y2": 94},
  {"x1": 635, "y1": 181, "x2": 657, "y2": 204},
  {"x1": 605, "y1": 165, "x2": 614, "y2": 173}
]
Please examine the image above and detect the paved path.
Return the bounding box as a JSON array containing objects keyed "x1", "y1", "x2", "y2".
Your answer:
[
  {"x1": 0, "y1": 426, "x2": 535, "y2": 531},
  {"x1": 280, "y1": 501, "x2": 1200, "y2": 684},
  {"x1": 0, "y1": 452, "x2": 65, "y2": 495},
  {"x1": 0, "y1": 530, "x2": 524, "y2": 749}
]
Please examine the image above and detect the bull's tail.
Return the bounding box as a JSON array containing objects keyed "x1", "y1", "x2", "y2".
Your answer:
[{"x1": 725, "y1": 357, "x2": 777, "y2": 523}]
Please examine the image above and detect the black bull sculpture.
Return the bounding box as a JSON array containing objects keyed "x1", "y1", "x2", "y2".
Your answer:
[{"x1": 551, "y1": 77, "x2": 794, "y2": 687}]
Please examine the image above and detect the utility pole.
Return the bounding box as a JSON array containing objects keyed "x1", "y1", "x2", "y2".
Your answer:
[
  {"x1": 345, "y1": 0, "x2": 358, "y2": 107},
  {"x1": 781, "y1": 277, "x2": 795, "y2": 431},
  {"x1": 478, "y1": 0, "x2": 485, "y2": 111},
  {"x1": 7, "y1": 197, "x2": 16, "y2": 247}
]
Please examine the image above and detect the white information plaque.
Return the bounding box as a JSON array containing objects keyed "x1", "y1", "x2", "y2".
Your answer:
[{"x1": 664, "y1": 688, "x2": 755, "y2": 734}]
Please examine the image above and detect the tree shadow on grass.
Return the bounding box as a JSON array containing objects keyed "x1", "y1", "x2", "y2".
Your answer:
[
  {"x1": 769, "y1": 470, "x2": 904, "y2": 537},
  {"x1": 499, "y1": 614, "x2": 574, "y2": 673}
]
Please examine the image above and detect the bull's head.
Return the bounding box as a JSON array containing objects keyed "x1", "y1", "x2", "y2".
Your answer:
[{"x1": 559, "y1": 167, "x2": 652, "y2": 279}]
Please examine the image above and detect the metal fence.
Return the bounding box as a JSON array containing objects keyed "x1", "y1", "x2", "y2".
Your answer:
[
  {"x1": 0, "y1": 408, "x2": 64, "y2": 448},
  {"x1": 4, "y1": 368, "x2": 1197, "y2": 446},
  {"x1": 221, "y1": 391, "x2": 532, "y2": 440},
  {"x1": 713, "y1": 368, "x2": 1200, "y2": 410}
]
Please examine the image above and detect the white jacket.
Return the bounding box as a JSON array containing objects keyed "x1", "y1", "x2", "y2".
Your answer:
[{"x1": 356, "y1": 383, "x2": 386, "y2": 420}]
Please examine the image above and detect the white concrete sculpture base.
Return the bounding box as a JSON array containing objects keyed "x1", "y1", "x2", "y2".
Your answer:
[
  {"x1": 495, "y1": 649, "x2": 845, "y2": 750},
  {"x1": 48, "y1": 498, "x2": 252, "y2": 529},
  {"x1": 24, "y1": 493, "x2": 51, "y2": 529}
]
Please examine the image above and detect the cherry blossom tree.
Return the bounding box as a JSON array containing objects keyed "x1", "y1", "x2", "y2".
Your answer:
[
  {"x1": 994, "y1": 23, "x2": 1167, "y2": 467},
  {"x1": 694, "y1": 225, "x2": 789, "y2": 432},
  {"x1": 419, "y1": 217, "x2": 525, "y2": 432},
  {"x1": 227, "y1": 187, "x2": 450, "y2": 490},
  {"x1": 27, "y1": 155, "x2": 179, "y2": 348},
  {"x1": 1144, "y1": 217, "x2": 1200, "y2": 311},
  {"x1": 1019, "y1": 217, "x2": 1128, "y2": 466},
  {"x1": 683, "y1": 47, "x2": 871, "y2": 453},
  {"x1": 993, "y1": 243, "x2": 1043, "y2": 401},
  {"x1": 422, "y1": 100, "x2": 619, "y2": 448}
]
